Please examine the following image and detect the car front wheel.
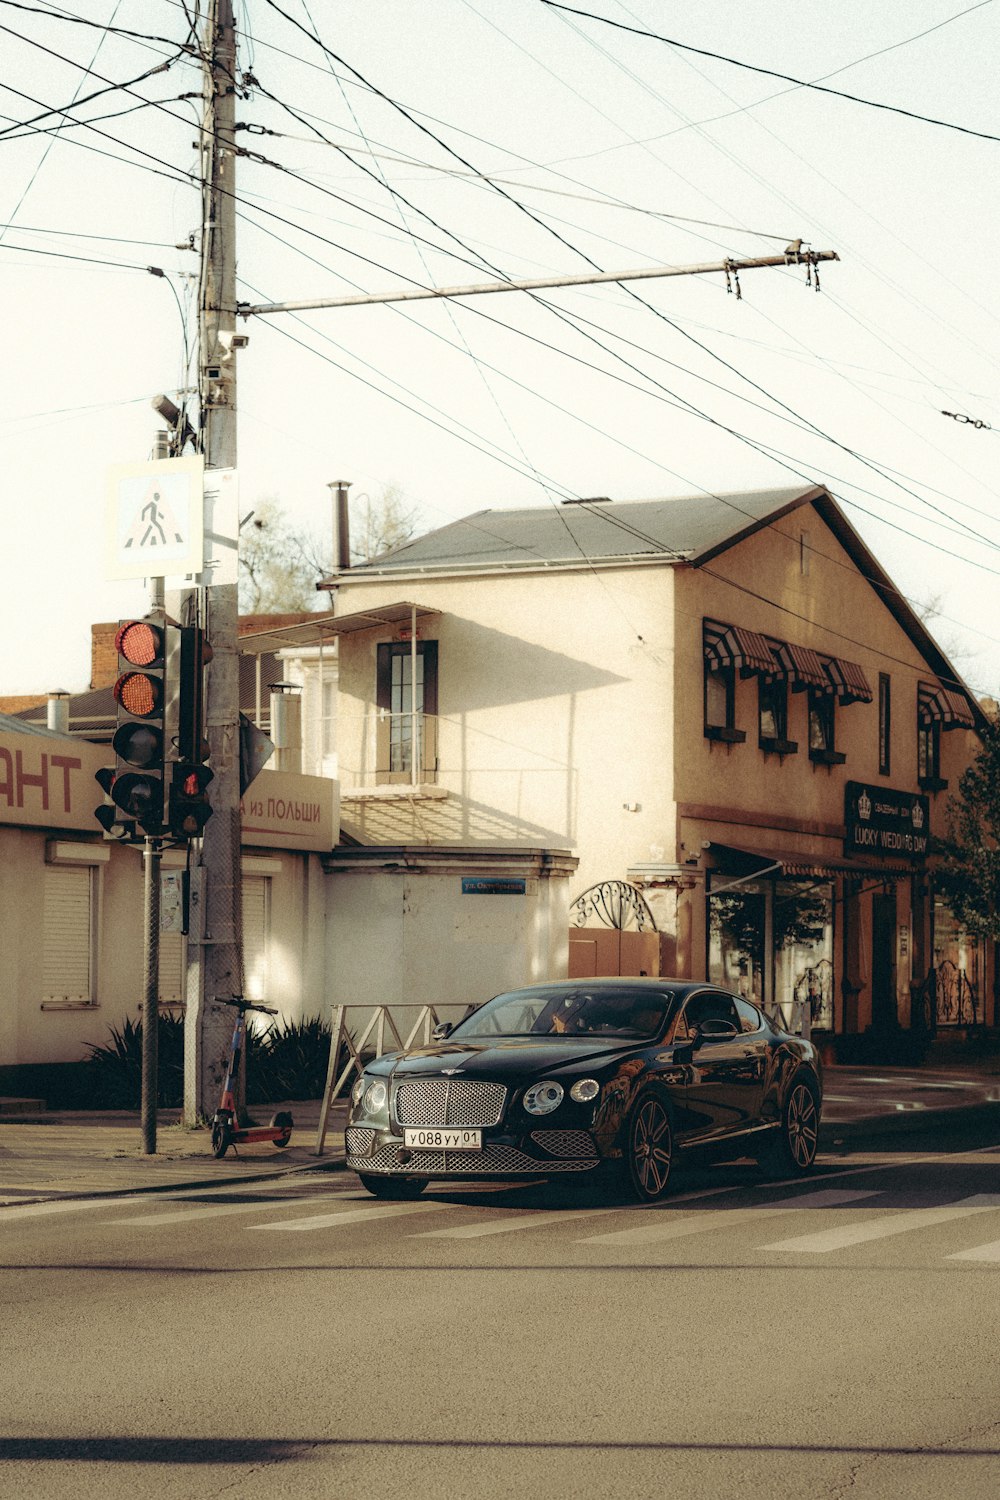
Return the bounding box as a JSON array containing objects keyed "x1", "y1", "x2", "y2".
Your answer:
[
  {"x1": 621, "y1": 1090, "x2": 674, "y2": 1202},
  {"x1": 761, "y1": 1076, "x2": 819, "y2": 1176}
]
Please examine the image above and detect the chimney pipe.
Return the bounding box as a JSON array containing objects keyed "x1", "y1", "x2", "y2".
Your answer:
[
  {"x1": 329, "y1": 479, "x2": 352, "y2": 570},
  {"x1": 47, "y1": 692, "x2": 70, "y2": 735}
]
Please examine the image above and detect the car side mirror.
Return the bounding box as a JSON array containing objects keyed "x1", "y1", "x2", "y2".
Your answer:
[
  {"x1": 693, "y1": 1018, "x2": 740, "y2": 1042},
  {"x1": 431, "y1": 1021, "x2": 454, "y2": 1042}
]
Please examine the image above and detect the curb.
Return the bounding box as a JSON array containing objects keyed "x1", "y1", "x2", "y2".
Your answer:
[
  {"x1": 820, "y1": 1098, "x2": 1000, "y2": 1149},
  {"x1": 0, "y1": 1153, "x2": 348, "y2": 1206}
]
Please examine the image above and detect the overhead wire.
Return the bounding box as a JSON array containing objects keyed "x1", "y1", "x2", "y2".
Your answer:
[{"x1": 537, "y1": 1, "x2": 1000, "y2": 144}]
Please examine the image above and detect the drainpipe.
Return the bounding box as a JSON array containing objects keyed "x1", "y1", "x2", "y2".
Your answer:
[{"x1": 411, "y1": 603, "x2": 418, "y2": 787}]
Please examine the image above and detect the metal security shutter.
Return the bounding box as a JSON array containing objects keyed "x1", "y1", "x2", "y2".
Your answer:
[
  {"x1": 158, "y1": 931, "x2": 186, "y2": 1006},
  {"x1": 242, "y1": 875, "x2": 269, "y2": 1001},
  {"x1": 42, "y1": 866, "x2": 93, "y2": 1002}
]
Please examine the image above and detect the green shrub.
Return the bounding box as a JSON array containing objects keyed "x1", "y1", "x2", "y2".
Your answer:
[
  {"x1": 247, "y1": 1014, "x2": 337, "y2": 1103},
  {"x1": 84, "y1": 1013, "x2": 186, "y2": 1109}
]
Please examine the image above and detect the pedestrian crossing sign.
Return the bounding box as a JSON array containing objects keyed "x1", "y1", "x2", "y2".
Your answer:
[{"x1": 106, "y1": 455, "x2": 205, "y2": 580}]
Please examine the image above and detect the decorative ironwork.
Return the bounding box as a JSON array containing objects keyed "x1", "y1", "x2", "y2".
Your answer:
[
  {"x1": 569, "y1": 880, "x2": 657, "y2": 932},
  {"x1": 911, "y1": 962, "x2": 982, "y2": 1033}
]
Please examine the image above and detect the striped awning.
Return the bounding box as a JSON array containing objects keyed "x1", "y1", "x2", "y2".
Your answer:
[
  {"x1": 918, "y1": 681, "x2": 975, "y2": 729},
  {"x1": 703, "y1": 621, "x2": 776, "y2": 678},
  {"x1": 771, "y1": 640, "x2": 831, "y2": 692},
  {"x1": 823, "y1": 656, "x2": 873, "y2": 704}
]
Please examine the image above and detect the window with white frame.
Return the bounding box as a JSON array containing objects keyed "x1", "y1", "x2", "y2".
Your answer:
[
  {"x1": 42, "y1": 864, "x2": 97, "y2": 1004},
  {"x1": 242, "y1": 874, "x2": 270, "y2": 1002}
]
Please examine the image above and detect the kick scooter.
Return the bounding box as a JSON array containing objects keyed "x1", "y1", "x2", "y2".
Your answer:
[{"x1": 210, "y1": 996, "x2": 294, "y2": 1158}]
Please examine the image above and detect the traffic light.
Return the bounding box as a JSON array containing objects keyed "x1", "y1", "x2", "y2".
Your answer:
[
  {"x1": 168, "y1": 762, "x2": 214, "y2": 839},
  {"x1": 93, "y1": 613, "x2": 180, "y2": 837},
  {"x1": 177, "y1": 625, "x2": 212, "y2": 763},
  {"x1": 166, "y1": 625, "x2": 214, "y2": 842}
]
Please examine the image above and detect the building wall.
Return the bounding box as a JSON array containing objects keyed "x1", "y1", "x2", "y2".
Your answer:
[
  {"x1": 323, "y1": 848, "x2": 578, "y2": 1027},
  {"x1": 672, "y1": 515, "x2": 977, "y2": 845},
  {"x1": 334, "y1": 566, "x2": 678, "y2": 898}
]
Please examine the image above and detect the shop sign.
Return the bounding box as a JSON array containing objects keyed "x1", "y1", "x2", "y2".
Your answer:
[{"x1": 844, "y1": 781, "x2": 929, "y2": 861}]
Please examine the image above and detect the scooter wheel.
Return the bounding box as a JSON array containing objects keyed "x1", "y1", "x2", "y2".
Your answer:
[
  {"x1": 270, "y1": 1110, "x2": 293, "y2": 1148},
  {"x1": 211, "y1": 1113, "x2": 233, "y2": 1158}
]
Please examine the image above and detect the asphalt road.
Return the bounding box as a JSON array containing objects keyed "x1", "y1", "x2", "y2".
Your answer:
[{"x1": 3, "y1": 1120, "x2": 1000, "y2": 1500}]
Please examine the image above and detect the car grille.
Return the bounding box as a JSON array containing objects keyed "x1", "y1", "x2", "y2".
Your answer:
[
  {"x1": 345, "y1": 1128, "x2": 375, "y2": 1158},
  {"x1": 358, "y1": 1143, "x2": 598, "y2": 1175},
  {"x1": 530, "y1": 1129, "x2": 598, "y2": 1159},
  {"x1": 394, "y1": 1078, "x2": 506, "y2": 1128}
]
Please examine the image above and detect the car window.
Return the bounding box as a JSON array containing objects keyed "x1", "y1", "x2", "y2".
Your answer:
[
  {"x1": 734, "y1": 997, "x2": 764, "y2": 1034},
  {"x1": 451, "y1": 986, "x2": 677, "y2": 1040},
  {"x1": 677, "y1": 990, "x2": 741, "y2": 1036}
]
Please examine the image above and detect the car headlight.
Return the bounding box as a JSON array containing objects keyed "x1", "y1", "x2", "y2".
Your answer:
[
  {"x1": 362, "y1": 1079, "x2": 388, "y2": 1115},
  {"x1": 570, "y1": 1078, "x2": 600, "y2": 1104},
  {"x1": 523, "y1": 1080, "x2": 564, "y2": 1115},
  {"x1": 351, "y1": 1075, "x2": 388, "y2": 1118}
]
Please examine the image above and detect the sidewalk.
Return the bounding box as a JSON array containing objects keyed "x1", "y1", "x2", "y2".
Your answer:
[
  {"x1": 0, "y1": 1099, "x2": 347, "y2": 1204},
  {"x1": 1, "y1": 1067, "x2": 999, "y2": 1204}
]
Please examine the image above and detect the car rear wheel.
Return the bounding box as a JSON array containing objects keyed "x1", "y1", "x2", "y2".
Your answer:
[
  {"x1": 761, "y1": 1076, "x2": 819, "y2": 1176},
  {"x1": 621, "y1": 1090, "x2": 674, "y2": 1202},
  {"x1": 357, "y1": 1174, "x2": 429, "y2": 1200}
]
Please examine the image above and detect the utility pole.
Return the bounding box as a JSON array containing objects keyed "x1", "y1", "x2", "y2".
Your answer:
[{"x1": 183, "y1": 0, "x2": 243, "y2": 1124}]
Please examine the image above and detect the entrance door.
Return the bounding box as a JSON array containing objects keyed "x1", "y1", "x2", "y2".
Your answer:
[{"x1": 871, "y1": 891, "x2": 897, "y2": 1031}]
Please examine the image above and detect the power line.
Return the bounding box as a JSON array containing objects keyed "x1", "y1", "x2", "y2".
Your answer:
[{"x1": 538, "y1": 2, "x2": 1000, "y2": 144}]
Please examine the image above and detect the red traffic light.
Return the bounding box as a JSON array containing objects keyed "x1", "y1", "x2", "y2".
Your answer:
[
  {"x1": 115, "y1": 620, "x2": 163, "y2": 668},
  {"x1": 168, "y1": 761, "x2": 214, "y2": 840}
]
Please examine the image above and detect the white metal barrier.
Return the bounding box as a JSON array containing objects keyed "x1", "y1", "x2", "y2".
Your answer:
[{"x1": 315, "y1": 1002, "x2": 452, "y2": 1156}]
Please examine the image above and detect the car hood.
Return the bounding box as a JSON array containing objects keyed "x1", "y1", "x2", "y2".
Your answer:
[{"x1": 375, "y1": 1037, "x2": 642, "y2": 1082}]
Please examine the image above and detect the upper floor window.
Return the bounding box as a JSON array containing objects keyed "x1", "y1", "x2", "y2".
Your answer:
[
  {"x1": 917, "y1": 681, "x2": 974, "y2": 792},
  {"x1": 758, "y1": 676, "x2": 796, "y2": 754},
  {"x1": 705, "y1": 662, "x2": 736, "y2": 735},
  {"x1": 376, "y1": 640, "x2": 438, "y2": 782},
  {"x1": 808, "y1": 689, "x2": 846, "y2": 765},
  {"x1": 918, "y1": 718, "x2": 943, "y2": 789},
  {"x1": 878, "y1": 673, "x2": 891, "y2": 776}
]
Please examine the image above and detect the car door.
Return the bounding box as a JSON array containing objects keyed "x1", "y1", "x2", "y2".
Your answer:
[{"x1": 677, "y1": 989, "x2": 767, "y2": 1141}]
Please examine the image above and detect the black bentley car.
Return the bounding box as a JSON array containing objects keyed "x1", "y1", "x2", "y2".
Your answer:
[{"x1": 345, "y1": 979, "x2": 822, "y2": 1201}]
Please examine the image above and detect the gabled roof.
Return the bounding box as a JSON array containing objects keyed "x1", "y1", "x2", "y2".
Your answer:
[
  {"x1": 323, "y1": 486, "x2": 818, "y2": 578},
  {"x1": 324, "y1": 483, "x2": 987, "y2": 731}
]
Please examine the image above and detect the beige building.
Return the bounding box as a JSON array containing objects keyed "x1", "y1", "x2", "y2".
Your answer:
[{"x1": 310, "y1": 484, "x2": 992, "y2": 1053}]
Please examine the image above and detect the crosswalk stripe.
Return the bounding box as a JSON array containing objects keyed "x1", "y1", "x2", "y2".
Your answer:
[
  {"x1": 0, "y1": 1198, "x2": 128, "y2": 1223},
  {"x1": 415, "y1": 1208, "x2": 614, "y2": 1240},
  {"x1": 948, "y1": 1239, "x2": 1000, "y2": 1263},
  {"x1": 765, "y1": 1194, "x2": 1000, "y2": 1253},
  {"x1": 579, "y1": 1189, "x2": 880, "y2": 1247},
  {"x1": 252, "y1": 1200, "x2": 444, "y2": 1231},
  {"x1": 109, "y1": 1196, "x2": 333, "y2": 1226}
]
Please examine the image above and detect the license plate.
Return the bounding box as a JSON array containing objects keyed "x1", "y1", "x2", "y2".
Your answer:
[{"x1": 402, "y1": 1127, "x2": 482, "y2": 1150}]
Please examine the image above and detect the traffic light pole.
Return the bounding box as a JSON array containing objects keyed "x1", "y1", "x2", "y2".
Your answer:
[
  {"x1": 141, "y1": 837, "x2": 161, "y2": 1154},
  {"x1": 182, "y1": 0, "x2": 243, "y2": 1125}
]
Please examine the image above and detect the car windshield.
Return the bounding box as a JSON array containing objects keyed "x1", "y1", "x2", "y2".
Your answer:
[{"x1": 451, "y1": 986, "x2": 678, "y2": 1041}]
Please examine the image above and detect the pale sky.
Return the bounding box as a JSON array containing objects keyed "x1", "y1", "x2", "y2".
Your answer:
[{"x1": 2, "y1": 0, "x2": 999, "y2": 697}]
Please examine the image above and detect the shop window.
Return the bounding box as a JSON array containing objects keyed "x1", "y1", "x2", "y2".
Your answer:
[
  {"x1": 376, "y1": 641, "x2": 439, "y2": 782},
  {"x1": 878, "y1": 672, "x2": 891, "y2": 776},
  {"x1": 808, "y1": 689, "x2": 846, "y2": 765},
  {"x1": 708, "y1": 883, "x2": 766, "y2": 1005},
  {"x1": 758, "y1": 677, "x2": 796, "y2": 755},
  {"x1": 931, "y1": 895, "x2": 984, "y2": 1026},
  {"x1": 775, "y1": 881, "x2": 834, "y2": 1032}
]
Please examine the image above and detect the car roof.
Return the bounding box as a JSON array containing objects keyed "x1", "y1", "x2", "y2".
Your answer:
[{"x1": 502, "y1": 977, "x2": 708, "y2": 994}]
